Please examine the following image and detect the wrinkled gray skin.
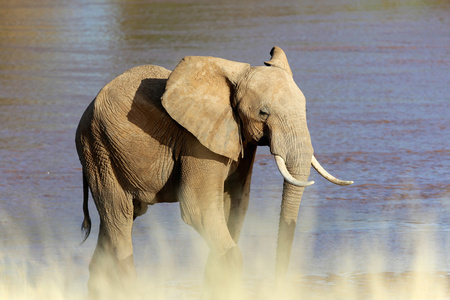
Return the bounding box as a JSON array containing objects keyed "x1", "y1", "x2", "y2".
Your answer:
[{"x1": 76, "y1": 47, "x2": 352, "y2": 299}]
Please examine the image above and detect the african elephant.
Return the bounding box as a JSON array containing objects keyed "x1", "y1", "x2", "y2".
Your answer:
[{"x1": 75, "y1": 46, "x2": 353, "y2": 299}]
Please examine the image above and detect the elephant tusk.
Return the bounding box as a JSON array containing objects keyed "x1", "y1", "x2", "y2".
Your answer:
[
  {"x1": 274, "y1": 155, "x2": 315, "y2": 187},
  {"x1": 311, "y1": 155, "x2": 354, "y2": 186}
]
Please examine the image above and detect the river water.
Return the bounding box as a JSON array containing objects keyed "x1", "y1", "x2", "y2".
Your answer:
[{"x1": 1, "y1": 0, "x2": 449, "y2": 299}]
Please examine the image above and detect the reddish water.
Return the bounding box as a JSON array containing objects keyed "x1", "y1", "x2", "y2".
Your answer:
[{"x1": 0, "y1": 0, "x2": 449, "y2": 298}]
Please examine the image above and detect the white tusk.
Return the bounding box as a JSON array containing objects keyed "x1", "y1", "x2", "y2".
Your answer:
[
  {"x1": 311, "y1": 155, "x2": 354, "y2": 186},
  {"x1": 274, "y1": 155, "x2": 314, "y2": 187}
]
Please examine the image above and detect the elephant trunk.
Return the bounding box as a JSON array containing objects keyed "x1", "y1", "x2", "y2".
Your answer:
[
  {"x1": 275, "y1": 181, "x2": 307, "y2": 280},
  {"x1": 275, "y1": 155, "x2": 314, "y2": 187},
  {"x1": 274, "y1": 154, "x2": 352, "y2": 283},
  {"x1": 274, "y1": 141, "x2": 313, "y2": 283}
]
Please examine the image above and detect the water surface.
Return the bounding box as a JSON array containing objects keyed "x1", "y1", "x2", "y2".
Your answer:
[{"x1": 1, "y1": 0, "x2": 449, "y2": 299}]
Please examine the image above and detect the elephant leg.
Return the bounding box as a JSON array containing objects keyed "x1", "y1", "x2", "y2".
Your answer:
[
  {"x1": 179, "y1": 156, "x2": 243, "y2": 300},
  {"x1": 88, "y1": 183, "x2": 135, "y2": 300},
  {"x1": 183, "y1": 202, "x2": 243, "y2": 300},
  {"x1": 224, "y1": 143, "x2": 257, "y2": 243},
  {"x1": 224, "y1": 182, "x2": 250, "y2": 243}
]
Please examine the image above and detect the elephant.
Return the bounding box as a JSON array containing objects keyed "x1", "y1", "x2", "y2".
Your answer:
[{"x1": 75, "y1": 46, "x2": 353, "y2": 299}]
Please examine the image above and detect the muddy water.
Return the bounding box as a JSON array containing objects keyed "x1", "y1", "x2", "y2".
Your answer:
[{"x1": 1, "y1": 0, "x2": 449, "y2": 299}]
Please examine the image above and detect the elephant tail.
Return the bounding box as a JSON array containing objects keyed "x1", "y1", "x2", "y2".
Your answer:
[{"x1": 81, "y1": 169, "x2": 92, "y2": 244}]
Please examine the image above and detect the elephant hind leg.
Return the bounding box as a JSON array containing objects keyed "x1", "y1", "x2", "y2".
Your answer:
[{"x1": 88, "y1": 182, "x2": 136, "y2": 299}]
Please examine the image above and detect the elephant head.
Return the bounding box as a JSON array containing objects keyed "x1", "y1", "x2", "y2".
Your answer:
[{"x1": 162, "y1": 46, "x2": 353, "y2": 280}]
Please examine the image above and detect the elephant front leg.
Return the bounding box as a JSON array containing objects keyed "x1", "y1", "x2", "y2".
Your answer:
[
  {"x1": 224, "y1": 143, "x2": 256, "y2": 243},
  {"x1": 203, "y1": 246, "x2": 243, "y2": 300},
  {"x1": 197, "y1": 207, "x2": 243, "y2": 300},
  {"x1": 179, "y1": 156, "x2": 244, "y2": 300}
]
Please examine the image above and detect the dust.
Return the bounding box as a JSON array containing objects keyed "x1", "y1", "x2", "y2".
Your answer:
[{"x1": 1, "y1": 210, "x2": 449, "y2": 300}]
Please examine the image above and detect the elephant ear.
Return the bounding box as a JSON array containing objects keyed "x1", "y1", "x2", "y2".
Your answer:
[
  {"x1": 264, "y1": 46, "x2": 293, "y2": 77},
  {"x1": 162, "y1": 56, "x2": 250, "y2": 161}
]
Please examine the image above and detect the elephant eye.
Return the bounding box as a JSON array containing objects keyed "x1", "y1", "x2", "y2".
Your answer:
[{"x1": 259, "y1": 107, "x2": 270, "y2": 120}]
